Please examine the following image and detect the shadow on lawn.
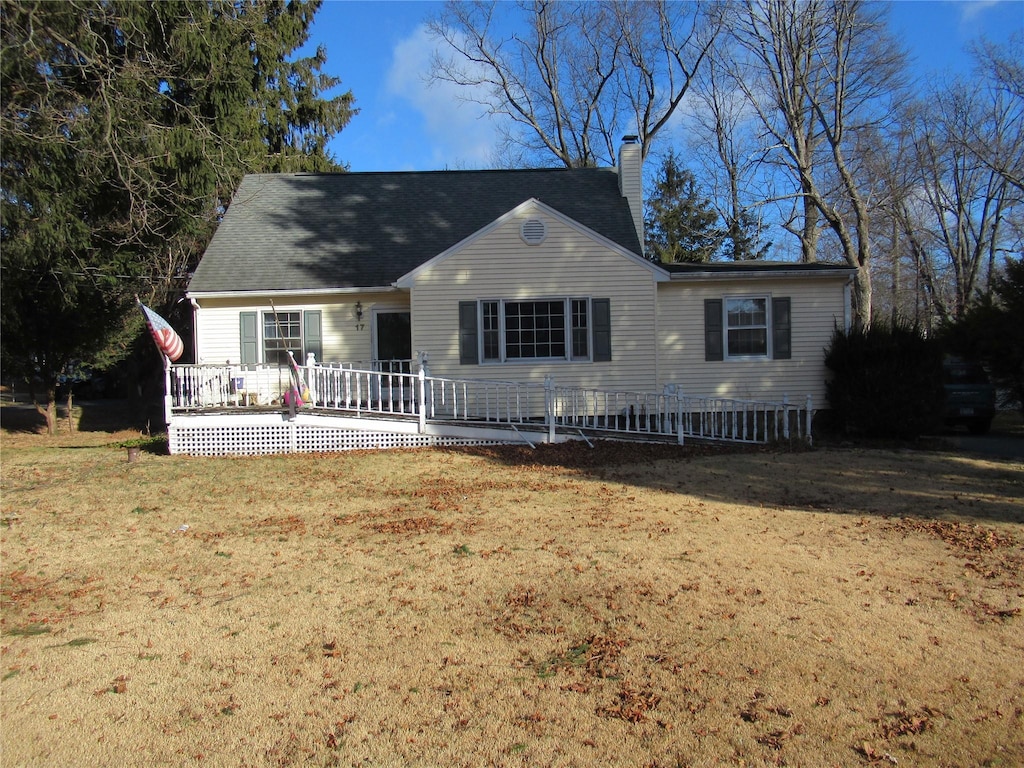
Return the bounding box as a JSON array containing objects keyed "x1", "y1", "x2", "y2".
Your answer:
[
  {"x1": 1, "y1": 399, "x2": 149, "y2": 435},
  {"x1": 449, "y1": 438, "x2": 1024, "y2": 526}
]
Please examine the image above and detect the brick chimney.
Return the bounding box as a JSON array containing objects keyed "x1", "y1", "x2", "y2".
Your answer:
[{"x1": 617, "y1": 135, "x2": 643, "y2": 254}]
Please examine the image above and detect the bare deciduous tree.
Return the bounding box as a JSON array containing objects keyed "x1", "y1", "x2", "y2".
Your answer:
[
  {"x1": 890, "y1": 78, "x2": 1022, "y2": 325},
  {"x1": 687, "y1": 30, "x2": 773, "y2": 260},
  {"x1": 717, "y1": 0, "x2": 907, "y2": 327},
  {"x1": 428, "y1": 0, "x2": 719, "y2": 167}
]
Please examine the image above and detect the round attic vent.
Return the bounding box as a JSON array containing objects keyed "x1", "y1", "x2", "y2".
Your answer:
[{"x1": 520, "y1": 218, "x2": 547, "y2": 245}]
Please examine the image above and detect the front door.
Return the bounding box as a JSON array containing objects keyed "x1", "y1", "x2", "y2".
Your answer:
[{"x1": 374, "y1": 311, "x2": 412, "y2": 372}]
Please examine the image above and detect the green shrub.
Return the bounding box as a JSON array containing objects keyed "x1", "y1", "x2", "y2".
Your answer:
[{"x1": 824, "y1": 323, "x2": 945, "y2": 439}]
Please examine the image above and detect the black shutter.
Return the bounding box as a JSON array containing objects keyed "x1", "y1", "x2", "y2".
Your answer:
[
  {"x1": 772, "y1": 297, "x2": 791, "y2": 360},
  {"x1": 459, "y1": 301, "x2": 479, "y2": 364},
  {"x1": 304, "y1": 310, "x2": 322, "y2": 363},
  {"x1": 704, "y1": 299, "x2": 723, "y2": 361},
  {"x1": 240, "y1": 312, "x2": 258, "y2": 366},
  {"x1": 592, "y1": 298, "x2": 611, "y2": 362}
]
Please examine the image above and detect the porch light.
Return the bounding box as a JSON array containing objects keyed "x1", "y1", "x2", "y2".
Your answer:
[{"x1": 355, "y1": 301, "x2": 363, "y2": 322}]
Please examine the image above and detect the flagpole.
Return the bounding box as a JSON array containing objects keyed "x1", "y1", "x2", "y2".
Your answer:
[{"x1": 269, "y1": 299, "x2": 305, "y2": 409}]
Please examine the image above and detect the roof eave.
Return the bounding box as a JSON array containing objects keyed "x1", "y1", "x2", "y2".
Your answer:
[
  {"x1": 665, "y1": 266, "x2": 856, "y2": 282},
  {"x1": 187, "y1": 285, "x2": 401, "y2": 300}
]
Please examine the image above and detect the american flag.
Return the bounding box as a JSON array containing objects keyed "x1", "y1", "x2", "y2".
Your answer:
[{"x1": 138, "y1": 301, "x2": 184, "y2": 362}]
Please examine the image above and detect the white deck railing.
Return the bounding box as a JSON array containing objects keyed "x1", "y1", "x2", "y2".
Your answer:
[
  {"x1": 550, "y1": 384, "x2": 813, "y2": 444},
  {"x1": 167, "y1": 363, "x2": 812, "y2": 445}
]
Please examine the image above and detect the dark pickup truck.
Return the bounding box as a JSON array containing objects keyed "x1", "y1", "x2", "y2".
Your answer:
[{"x1": 943, "y1": 357, "x2": 996, "y2": 434}]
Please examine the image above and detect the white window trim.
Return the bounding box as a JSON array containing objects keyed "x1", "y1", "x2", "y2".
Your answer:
[
  {"x1": 478, "y1": 297, "x2": 593, "y2": 364},
  {"x1": 262, "y1": 310, "x2": 303, "y2": 365},
  {"x1": 723, "y1": 294, "x2": 771, "y2": 361}
]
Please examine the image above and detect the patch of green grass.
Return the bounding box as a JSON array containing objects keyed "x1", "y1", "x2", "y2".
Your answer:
[
  {"x1": 131, "y1": 506, "x2": 149, "y2": 515},
  {"x1": 537, "y1": 642, "x2": 590, "y2": 678},
  {"x1": 453, "y1": 543, "x2": 473, "y2": 557},
  {"x1": 46, "y1": 637, "x2": 98, "y2": 649},
  {"x1": 6, "y1": 623, "x2": 51, "y2": 637},
  {"x1": 215, "y1": 551, "x2": 232, "y2": 558},
  {"x1": 2, "y1": 669, "x2": 20, "y2": 681}
]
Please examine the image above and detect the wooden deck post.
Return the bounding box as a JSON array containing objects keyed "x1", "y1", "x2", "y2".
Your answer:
[
  {"x1": 418, "y1": 367, "x2": 427, "y2": 434},
  {"x1": 163, "y1": 357, "x2": 173, "y2": 426},
  {"x1": 782, "y1": 394, "x2": 790, "y2": 440},
  {"x1": 545, "y1": 376, "x2": 555, "y2": 443}
]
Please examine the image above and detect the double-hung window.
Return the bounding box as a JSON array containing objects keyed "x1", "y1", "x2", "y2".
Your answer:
[
  {"x1": 726, "y1": 297, "x2": 768, "y2": 357},
  {"x1": 263, "y1": 311, "x2": 302, "y2": 365},
  {"x1": 239, "y1": 310, "x2": 322, "y2": 366},
  {"x1": 462, "y1": 298, "x2": 610, "y2": 364},
  {"x1": 704, "y1": 296, "x2": 791, "y2": 361}
]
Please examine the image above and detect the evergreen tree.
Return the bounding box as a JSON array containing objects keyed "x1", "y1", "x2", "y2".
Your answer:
[
  {"x1": 644, "y1": 151, "x2": 723, "y2": 263},
  {"x1": 0, "y1": 0, "x2": 355, "y2": 432},
  {"x1": 723, "y1": 207, "x2": 772, "y2": 261},
  {"x1": 943, "y1": 257, "x2": 1024, "y2": 417}
]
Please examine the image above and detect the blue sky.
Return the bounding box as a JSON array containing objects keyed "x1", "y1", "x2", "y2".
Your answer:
[{"x1": 301, "y1": 0, "x2": 1024, "y2": 173}]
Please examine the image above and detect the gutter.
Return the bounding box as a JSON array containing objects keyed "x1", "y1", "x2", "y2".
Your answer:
[
  {"x1": 667, "y1": 267, "x2": 856, "y2": 282},
  {"x1": 187, "y1": 286, "x2": 401, "y2": 300}
]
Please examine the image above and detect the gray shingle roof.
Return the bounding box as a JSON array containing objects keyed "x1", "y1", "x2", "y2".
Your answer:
[{"x1": 188, "y1": 167, "x2": 642, "y2": 293}]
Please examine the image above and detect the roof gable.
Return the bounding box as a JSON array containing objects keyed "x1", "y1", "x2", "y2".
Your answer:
[
  {"x1": 188, "y1": 168, "x2": 643, "y2": 295},
  {"x1": 395, "y1": 198, "x2": 665, "y2": 288}
]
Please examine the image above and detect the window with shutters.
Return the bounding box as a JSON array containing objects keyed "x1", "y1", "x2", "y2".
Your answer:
[
  {"x1": 263, "y1": 311, "x2": 302, "y2": 365},
  {"x1": 243, "y1": 310, "x2": 321, "y2": 365},
  {"x1": 703, "y1": 296, "x2": 790, "y2": 361},
  {"x1": 472, "y1": 298, "x2": 601, "y2": 363},
  {"x1": 726, "y1": 296, "x2": 768, "y2": 357}
]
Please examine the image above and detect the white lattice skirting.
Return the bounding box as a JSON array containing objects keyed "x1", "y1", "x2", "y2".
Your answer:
[{"x1": 167, "y1": 413, "x2": 538, "y2": 456}]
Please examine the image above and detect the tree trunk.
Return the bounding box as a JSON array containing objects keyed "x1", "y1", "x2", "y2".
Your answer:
[
  {"x1": 33, "y1": 388, "x2": 57, "y2": 436},
  {"x1": 852, "y1": 264, "x2": 873, "y2": 331},
  {"x1": 800, "y1": 184, "x2": 819, "y2": 263},
  {"x1": 66, "y1": 389, "x2": 76, "y2": 433}
]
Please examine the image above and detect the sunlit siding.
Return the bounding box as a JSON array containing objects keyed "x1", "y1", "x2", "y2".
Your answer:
[
  {"x1": 408, "y1": 210, "x2": 659, "y2": 391},
  {"x1": 192, "y1": 292, "x2": 406, "y2": 365},
  {"x1": 656, "y1": 277, "x2": 849, "y2": 404}
]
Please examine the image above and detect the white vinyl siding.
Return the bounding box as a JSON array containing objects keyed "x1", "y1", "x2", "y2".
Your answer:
[
  {"x1": 408, "y1": 209, "x2": 657, "y2": 391},
  {"x1": 656, "y1": 277, "x2": 849, "y2": 404},
  {"x1": 191, "y1": 292, "x2": 405, "y2": 366}
]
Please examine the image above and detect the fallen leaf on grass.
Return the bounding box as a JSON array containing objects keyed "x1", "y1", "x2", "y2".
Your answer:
[
  {"x1": 598, "y1": 685, "x2": 661, "y2": 722},
  {"x1": 856, "y1": 742, "x2": 899, "y2": 764},
  {"x1": 94, "y1": 675, "x2": 129, "y2": 695}
]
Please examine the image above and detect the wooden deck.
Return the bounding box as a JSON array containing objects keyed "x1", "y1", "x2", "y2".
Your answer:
[{"x1": 165, "y1": 363, "x2": 813, "y2": 456}]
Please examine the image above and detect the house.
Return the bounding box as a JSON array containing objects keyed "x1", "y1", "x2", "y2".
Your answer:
[{"x1": 178, "y1": 139, "x2": 854, "y2": 454}]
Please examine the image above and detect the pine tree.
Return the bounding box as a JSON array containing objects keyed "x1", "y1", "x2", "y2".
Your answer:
[
  {"x1": 723, "y1": 207, "x2": 772, "y2": 262},
  {"x1": 644, "y1": 151, "x2": 723, "y2": 263},
  {"x1": 1, "y1": 0, "x2": 355, "y2": 432}
]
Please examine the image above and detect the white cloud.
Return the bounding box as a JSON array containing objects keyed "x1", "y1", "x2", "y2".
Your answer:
[
  {"x1": 385, "y1": 24, "x2": 503, "y2": 169},
  {"x1": 960, "y1": 0, "x2": 1001, "y2": 24}
]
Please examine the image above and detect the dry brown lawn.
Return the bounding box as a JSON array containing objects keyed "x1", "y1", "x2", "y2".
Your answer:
[{"x1": 2, "y1": 406, "x2": 1022, "y2": 767}]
